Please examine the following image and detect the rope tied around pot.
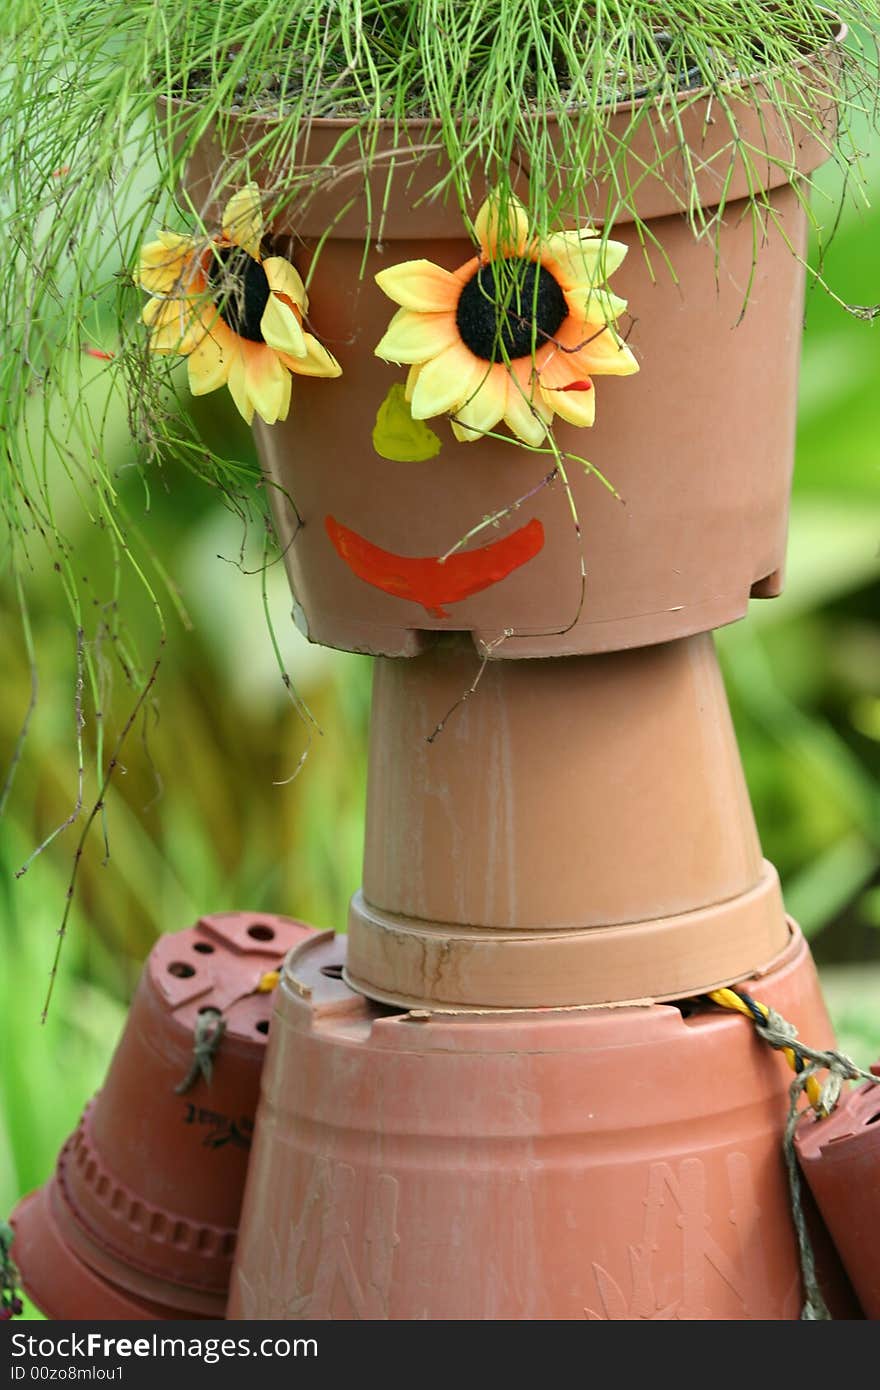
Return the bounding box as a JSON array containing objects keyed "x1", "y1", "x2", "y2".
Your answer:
[
  {"x1": 707, "y1": 987, "x2": 880, "y2": 1320},
  {"x1": 174, "y1": 1008, "x2": 227, "y2": 1095},
  {"x1": 173, "y1": 968, "x2": 282, "y2": 1095}
]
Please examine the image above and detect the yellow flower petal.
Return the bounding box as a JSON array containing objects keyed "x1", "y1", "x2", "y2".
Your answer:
[
  {"x1": 449, "y1": 367, "x2": 507, "y2": 442},
  {"x1": 143, "y1": 297, "x2": 203, "y2": 354},
  {"x1": 222, "y1": 184, "x2": 263, "y2": 258},
  {"x1": 570, "y1": 325, "x2": 639, "y2": 377},
  {"x1": 375, "y1": 308, "x2": 458, "y2": 364},
  {"x1": 544, "y1": 232, "x2": 628, "y2": 290},
  {"x1": 264, "y1": 256, "x2": 308, "y2": 311},
  {"x1": 409, "y1": 343, "x2": 485, "y2": 419},
  {"x1": 260, "y1": 293, "x2": 307, "y2": 357},
  {"x1": 473, "y1": 191, "x2": 531, "y2": 258},
  {"x1": 375, "y1": 259, "x2": 465, "y2": 312},
  {"x1": 503, "y1": 380, "x2": 551, "y2": 446},
  {"x1": 551, "y1": 226, "x2": 601, "y2": 247},
  {"x1": 243, "y1": 342, "x2": 292, "y2": 424},
  {"x1": 540, "y1": 380, "x2": 597, "y2": 428},
  {"x1": 564, "y1": 285, "x2": 629, "y2": 326},
  {"x1": 404, "y1": 364, "x2": 422, "y2": 402},
  {"x1": 227, "y1": 351, "x2": 254, "y2": 425},
  {"x1": 187, "y1": 330, "x2": 231, "y2": 396},
  {"x1": 279, "y1": 333, "x2": 342, "y2": 378},
  {"x1": 138, "y1": 233, "x2": 197, "y2": 294}
]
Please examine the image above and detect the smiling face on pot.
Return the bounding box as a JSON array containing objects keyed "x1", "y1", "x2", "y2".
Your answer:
[
  {"x1": 139, "y1": 165, "x2": 808, "y2": 660},
  {"x1": 138, "y1": 187, "x2": 638, "y2": 625}
]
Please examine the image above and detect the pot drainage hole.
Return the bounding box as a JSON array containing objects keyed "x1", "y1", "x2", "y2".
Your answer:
[
  {"x1": 168, "y1": 961, "x2": 196, "y2": 978},
  {"x1": 247, "y1": 923, "x2": 275, "y2": 941}
]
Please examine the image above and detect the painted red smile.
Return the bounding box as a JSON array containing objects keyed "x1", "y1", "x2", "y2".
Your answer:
[{"x1": 325, "y1": 515, "x2": 545, "y2": 619}]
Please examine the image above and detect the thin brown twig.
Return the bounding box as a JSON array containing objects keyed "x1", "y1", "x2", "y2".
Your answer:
[
  {"x1": 41, "y1": 641, "x2": 165, "y2": 1024},
  {"x1": 426, "y1": 629, "x2": 512, "y2": 744},
  {"x1": 438, "y1": 467, "x2": 559, "y2": 563},
  {"x1": 15, "y1": 626, "x2": 85, "y2": 878}
]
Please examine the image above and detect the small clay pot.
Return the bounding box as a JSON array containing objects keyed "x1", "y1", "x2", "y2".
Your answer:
[
  {"x1": 10, "y1": 911, "x2": 313, "y2": 1320},
  {"x1": 10, "y1": 1188, "x2": 188, "y2": 1321},
  {"x1": 347, "y1": 633, "x2": 791, "y2": 1008},
  {"x1": 795, "y1": 1069, "x2": 880, "y2": 1318},
  {"x1": 228, "y1": 924, "x2": 856, "y2": 1320},
  {"x1": 177, "y1": 34, "x2": 841, "y2": 658}
]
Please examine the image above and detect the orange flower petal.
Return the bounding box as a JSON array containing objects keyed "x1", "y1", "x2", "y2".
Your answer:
[
  {"x1": 279, "y1": 333, "x2": 342, "y2": 378},
  {"x1": 535, "y1": 345, "x2": 585, "y2": 391},
  {"x1": 559, "y1": 318, "x2": 639, "y2": 377},
  {"x1": 241, "y1": 341, "x2": 292, "y2": 424},
  {"x1": 540, "y1": 379, "x2": 596, "y2": 428}
]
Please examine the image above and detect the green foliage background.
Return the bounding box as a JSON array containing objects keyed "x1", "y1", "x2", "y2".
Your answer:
[{"x1": 1, "y1": 120, "x2": 879, "y2": 1323}]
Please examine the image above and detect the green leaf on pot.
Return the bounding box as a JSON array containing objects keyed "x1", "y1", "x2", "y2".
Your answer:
[{"x1": 372, "y1": 383, "x2": 442, "y2": 463}]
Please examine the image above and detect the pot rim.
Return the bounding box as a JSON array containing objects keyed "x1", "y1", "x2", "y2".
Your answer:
[{"x1": 163, "y1": 16, "x2": 845, "y2": 134}]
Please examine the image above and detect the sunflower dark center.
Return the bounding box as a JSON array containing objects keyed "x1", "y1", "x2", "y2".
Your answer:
[
  {"x1": 455, "y1": 257, "x2": 568, "y2": 362},
  {"x1": 207, "y1": 245, "x2": 270, "y2": 342}
]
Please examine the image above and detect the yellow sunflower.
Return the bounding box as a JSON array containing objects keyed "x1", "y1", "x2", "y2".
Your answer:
[
  {"x1": 374, "y1": 192, "x2": 638, "y2": 446},
  {"x1": 137, "y1": 185, "x2": 341, "y2": 425}
]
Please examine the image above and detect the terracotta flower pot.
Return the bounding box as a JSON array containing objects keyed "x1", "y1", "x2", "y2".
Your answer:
[
  {"x1": 227, "y1": 924, "x2": 857, "y2": 1321},
  {"x1": 178, "y1": 36, "x2": 840, "y2": 658},
  {"x1": 347, "y1": 632, "x2": 791, "y2": 1009},
  {"x1": 9, "y1": 1188, "x2": 193, "y2": 1321},
  {"x1": 795, "y1": 1065, "x2": 880, "y2": 1318},
  {"x1": 10, "y1": 911, "x2": 313, "y2": 1320}
]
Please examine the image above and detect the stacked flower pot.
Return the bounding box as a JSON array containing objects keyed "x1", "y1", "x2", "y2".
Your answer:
[{"x1": 167, "y1": 70, "x2": 858, "y2": 1320}]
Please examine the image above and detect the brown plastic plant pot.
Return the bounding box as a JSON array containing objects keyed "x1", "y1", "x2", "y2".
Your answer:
[
  {"x1": 9, "y1": 1188, "x2": 191, "y2": 1322},
  {"x1": 795, "y1": 1067, "x2": 880, "y2": 1318},
  {"x1": 177, "y1": 31, "x2": 842, "y2": 659},
  {"x1": 10, "y1": 911, "x2": 314, "y2": 1321},
  {"x1": 227, "y1": 924, "x2": 859, "y2": 1321},
  {"x1": 346, "y1": 632, "x2": 792, "y2": 1010}
]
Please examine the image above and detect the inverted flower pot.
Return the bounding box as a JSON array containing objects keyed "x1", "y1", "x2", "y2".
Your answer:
[
  {"x1": 346, "y1": 632, "x2": 791, "y2": 1009},
  {"x1": 228, "y1": 924, "x2": 857, "y2": 1320},
  {"x1": 179, "y1": 38, "x2": 839, "y2": 658},
  {"x1": 10, "y1": 1188, "x2": 193, "y2": 1321},
  {"x1": 10, "y1": 911, "x2": 313, "y2": 1320}
]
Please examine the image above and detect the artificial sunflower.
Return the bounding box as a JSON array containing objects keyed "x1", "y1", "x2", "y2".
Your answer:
[
  {"x1": 137, "y1": 185, "x2": 341, "y2": 425},
  {"x1": 374, "y1": 192, "x2": 638, "y2": 446}
]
